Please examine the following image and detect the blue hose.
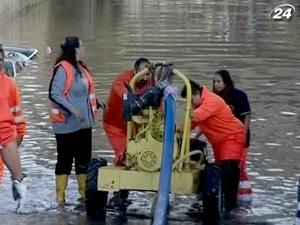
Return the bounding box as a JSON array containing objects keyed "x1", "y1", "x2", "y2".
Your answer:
[
  {"x1": 296, "y1": 177, "x2": 300, "y2": 225},
  {"x1": 152, "y1": 94, "x2": 176, "y2": 225}
]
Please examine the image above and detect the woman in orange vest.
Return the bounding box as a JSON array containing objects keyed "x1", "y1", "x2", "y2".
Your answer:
[
  {"x1": 181, "y1": 80, "x2": 245, "y2": 215},
  {"x1": 0, "y1": 97, "x2": 26, "y2": 201},
  {"x1": 0, "y1": 45, "x2": 26, "y2": 183},
  {"x1": 103, "y1": 58, "x2": 153, "y2": 166},
  {"x1": 48, "y1": 36, "x2": 99, "y2": 204},
  {"x1": 213, "y1": 69, "x2": 252, "y2": 208}
]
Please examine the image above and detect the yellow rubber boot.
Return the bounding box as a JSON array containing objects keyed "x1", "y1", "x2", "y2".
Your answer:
[
  {"x1": 76, "y1": 174, "x2": 87, "y2": 200},
  {"x1": 56, "y1": 175, "x2": 68, "y2": 203}
]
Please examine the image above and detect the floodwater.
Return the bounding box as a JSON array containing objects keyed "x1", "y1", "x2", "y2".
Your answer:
[{"x1": 0, "y1": 0, "x2": 300, "y2": 224}]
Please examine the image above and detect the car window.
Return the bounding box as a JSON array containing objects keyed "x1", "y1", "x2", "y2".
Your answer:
[
  {"x1": 3, "y1": 61, "x2": 14, "y2": 77},
  {"x1": 30, "y1": 54, "x2": 37, "y2": 60},
  {"x1": 6, "y1": 52, "x2": 17, "y2": 58},
  {"x1": 16, "y1": 61, "x2": 24, "y2": 73}
]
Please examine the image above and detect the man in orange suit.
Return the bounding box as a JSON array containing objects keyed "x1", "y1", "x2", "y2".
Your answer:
[
  {"x1": 103, "y1": 58, "x2": 153, "y2": 208},
  {"x1": 0, "y1": 45, "x2": 26, "y2": 183},
  {"x1": 0, "y1": 44, "x2": 26, "y2": 202},
  {"x1": 103, "y1": 58, "x2": 153, "y2": 165},
  {"x1": 181, "y1": 80, "x2": 246, "y2": 215}
]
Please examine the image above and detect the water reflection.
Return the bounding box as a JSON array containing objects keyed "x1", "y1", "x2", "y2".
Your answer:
[{"x1": 0, "y1": 0, "x2": 300, "y2": 224}]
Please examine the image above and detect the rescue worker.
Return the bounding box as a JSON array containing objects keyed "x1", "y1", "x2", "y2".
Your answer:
[
  {"x1": 0, "y1": 97, "x2": 26, "y2": 201},
  {"x1": 103, "y1": 57, "x2": 153, "y2": 209},
  {"x1": 103, "y1": 57, "x2": 153, "y2": 165},
  {"x1": 213, "y1": 69, "x2": 252, "y2": 207},
  {"x1": 180, "y1": 80, "x2": 246, "y2": 214},
  {"x1": 48, "y1": 36, "x2": 99, "y2": 204},
  {"x1": 0, "y1": 45, "x2": 26, "y2": 183}
]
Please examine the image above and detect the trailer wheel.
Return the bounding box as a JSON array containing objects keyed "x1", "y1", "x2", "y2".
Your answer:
[
  {"x1": 86, "y1": 158, "x2": 108, "y2": 219},
  {"x1": 202, "y1": 163, "x2": 223, "y2": 225}
]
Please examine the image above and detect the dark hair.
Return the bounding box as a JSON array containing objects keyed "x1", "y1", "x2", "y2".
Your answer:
[
  {"x1": 213, "y1": 69, "x2": 234, "y2": 91},
  {"x1": 134, "y1": 57, "x2": 150, "y2": 72},
  {"x1": 213, "y1": 69, "x2": 235, "y2": 104},
  {"x1": 181, "y1": 79, "x2": 201, "y2": 98},
  {"x1": 55, "y1": 36, "x2": 80, "y2": 70}
]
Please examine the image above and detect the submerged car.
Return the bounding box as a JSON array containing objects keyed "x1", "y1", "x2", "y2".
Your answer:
[
  {"x1": 3, "y1": 46, "x2": 38, "y2": 78},
  {"x1": 3, "y1": 58, "x2": 25, "y2": 78},
  {"x1": 3, "y1": 46, "x2": 38, "y2": 61}
]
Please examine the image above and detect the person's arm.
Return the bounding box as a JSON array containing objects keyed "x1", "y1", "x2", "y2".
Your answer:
[
  {"x1": 243, "y1": 114, "x2": 251, "y2": 131},
  {"x1": 10, "y1": 80, "x2": 26, "y2": 146},
  {"x1": 49, "y1": 67, "x2": 83, "y2": 119},
  {"x1": 112, "y1": 75, "x2": 131, "y2": 99},
  {"x1": 0, "y1": 99, "x2": 26, "y2": 200},
  {"x1": 0, "y1": 99, "x2": 22, "y2": 181},
  {"x1": 1, "y1": 141, "x2": 23, "y2": 181},
  {"x1": 1, "y1": 141, "x2": 27, "y2": 201},
  {"x1": 192, "y1": 101, "x2": 216, "y2": 123},
  {"x1": 236, "y1": 90, "x2": 251, "y2": 129}
]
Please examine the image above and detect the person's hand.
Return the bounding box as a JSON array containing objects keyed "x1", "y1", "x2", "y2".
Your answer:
[
  {"x1": 176, "y1": 124, "x2": 184, "y2": 136},
  {"x1": 191, "y1": 126, "x2": 202, "y2": 139},
  {"x1": 71, "y1": 108, "x2": 84, "y2": 121},
  {"x1": 12, "y1": 179, "x2": 27, "y2": 201},
  {"x1": 99, "y1": 102, "x2": 107, "y2": 111},
  {"x1": 16, "y1": 136, "x2": 23, "y2": 147},
  {"x1": 96, "y1": 99, "x2": 107, "y2": 111}
]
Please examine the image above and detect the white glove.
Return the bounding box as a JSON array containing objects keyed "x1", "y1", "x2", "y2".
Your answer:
[{"x1": 12, "y1": 179, "x2": 27, "y2": 201}]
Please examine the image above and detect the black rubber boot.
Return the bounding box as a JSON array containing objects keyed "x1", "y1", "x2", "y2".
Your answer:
[{"x1": 220, "y1": 160, "x2": 240, "y2": 212}]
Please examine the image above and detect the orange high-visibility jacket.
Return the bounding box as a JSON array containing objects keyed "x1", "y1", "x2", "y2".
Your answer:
[
  {"x1": 49, "y1": 61, "x2": 98, "y2": 123},
  {"x1": 0, "y1": 72, "x2": 26, "y2": 140},
  {"x1": 0, "y1": 72, "x2": 25, "y2": 182},
  {"x1": 0, "y1": 96, "x2": 17, "y2": 183},
  {"x1": 192, "y1": 86, "x2": 246, "y2": 162},
  {"x1": 103, "y1": 69, "x2": 153, "y2": 164}
]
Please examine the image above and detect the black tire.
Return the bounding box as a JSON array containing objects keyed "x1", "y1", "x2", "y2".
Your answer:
[
  {"x1": 86, "y1": 158, "x2": 108, "y2": 219},
  {"x1": 202, "y1": 163, "x2": 222, "y2": 225}
]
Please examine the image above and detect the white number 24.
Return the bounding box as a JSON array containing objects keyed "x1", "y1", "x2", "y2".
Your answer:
[{"x1": 269, "y1": 4, "x2": 295, "y2": 20}]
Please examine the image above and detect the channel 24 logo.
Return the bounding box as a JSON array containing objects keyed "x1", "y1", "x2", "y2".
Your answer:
[{"x1": 269, "y1": 4, "x2": 296, "y2": 20}]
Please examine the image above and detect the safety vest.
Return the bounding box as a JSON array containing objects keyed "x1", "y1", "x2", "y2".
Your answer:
[
  {"x1": 0, "y1": 72, "x2": 25, "y2": 146},
  {"x1": 0, "y1": 157, "x2": 3, "y2": 183},
  {"x1": 49, "y1": 61, "x2": 98, "y2": 123}
]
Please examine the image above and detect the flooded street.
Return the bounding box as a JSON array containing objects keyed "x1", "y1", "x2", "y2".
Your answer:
[{"x1": 0, "y1": 0, "x2": 300, "y2": 224}]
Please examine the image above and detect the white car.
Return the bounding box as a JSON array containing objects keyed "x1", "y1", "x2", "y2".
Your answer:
[
  {"x1": 3, "y1": 47, "x2": 38, "y2": 61},
  {"x1": 3, "y1": 58, "x2": 25, "y2": 78},
  {"x1": 2, "y1": 46, "x2": 38, "y2": 78}
]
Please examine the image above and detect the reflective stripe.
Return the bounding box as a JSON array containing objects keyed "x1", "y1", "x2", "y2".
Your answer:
[
  {"x1": 240, "y1": 111, "x2": 251, "y2": 116},
  {"x1": 49, "y1": 61, "x2": 97, "y2": 123},
  {"x1": 51, "y1": 108, "x2": 60, "y2": 115},
  {"x1": 14, "y1": 111, "x2": 23, "y2": 117},
  {"x1": 89, "y1": 93, "x2": 96, "y2": 100},
  {"x1": 10, "y1": 105, "x2": 21, "y2": 113},
  {"x1": 14, "y1": 115, "x2": 24, "y2": 123},
  {"x1": 239, "y1": 181, "x2": 251, "y2": 189},
  {"x1": 15, "y1": 105, "x2": 21, "y2": 112},
  {"x1": 237, "y1": 194, "x2": 252, "y2": 201}
]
